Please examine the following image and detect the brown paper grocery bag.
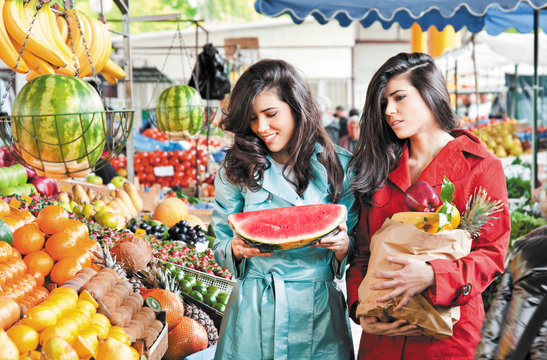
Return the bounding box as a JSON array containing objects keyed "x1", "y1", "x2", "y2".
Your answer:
[{"x1": 356, "y1": 218, "x2": 472, "y2": 339}]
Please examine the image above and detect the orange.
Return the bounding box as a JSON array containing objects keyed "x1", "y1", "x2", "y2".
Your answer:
[
  {"x1": 44, "y1": 230, "x2": 79, "y2": 261},
  {"x1": 62, "y1": 219, "x2": 89, "y2": 240},
  {"x1": 0, "y1": 241, "x2": 14, "y2": 262},
  {"x1": 12, "y1": 223, "x2": 45, "y2": 255},
  {"x1": 0, "y1": 199, "x2": 9, "y2": 215},
  {"x1": 23, "y1": 250, "x2": 54, "y2": 277},
  {"x1": 49, "y1": 256, "x2": 83, "y2": 285},
  {"x1": 6, "y1": 324, "x2": 39, "y2": 353},
  {"x1": 36, "y1": 205, "x2": 69, "y2": 234},
  {"x1": 0, "y1": 214, "x2": 25, "y2": 233},
  {"x1": 30, "y1": 271, "x2": 45, "y2": 287},
  {"x1": 12, "y1": 209, "x2": 36, "y2": 224},
  {"x1": 435, "y1": 203, "x2": 461, "y2": 231},
  {"x1": 70, "y1": 247, "x2": 92, "y2": 267}
]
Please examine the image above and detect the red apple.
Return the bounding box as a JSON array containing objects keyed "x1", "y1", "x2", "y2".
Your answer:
[{"x1": 404, "y1": 181, "x2": 441, "y2": 212}]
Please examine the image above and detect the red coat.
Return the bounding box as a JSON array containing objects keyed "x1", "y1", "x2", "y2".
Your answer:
[{"x1": 346, "y1": 130, "x2": 510, "y2": 360}]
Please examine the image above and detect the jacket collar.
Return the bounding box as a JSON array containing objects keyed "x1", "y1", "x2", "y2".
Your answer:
[
  {"x1": 388, "y1": 129, "x2": 488, "y2": 192},
  {"x1": 262, "y1": 143, "x2": 328, "y2": 205}
]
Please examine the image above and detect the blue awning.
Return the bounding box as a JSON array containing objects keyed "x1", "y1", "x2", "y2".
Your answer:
[{"x1": 255, "y1": 0, "x2": 547, "y2": 34}]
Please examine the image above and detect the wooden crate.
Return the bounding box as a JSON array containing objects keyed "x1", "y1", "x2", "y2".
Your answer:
[{"x1": 132, "y1": 311, "x2": 168, "y2": 360}]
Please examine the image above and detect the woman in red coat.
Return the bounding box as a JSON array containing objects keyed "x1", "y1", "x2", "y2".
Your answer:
[{"x1": 346, "y1": 52, "x2": 510, "y2": 359}]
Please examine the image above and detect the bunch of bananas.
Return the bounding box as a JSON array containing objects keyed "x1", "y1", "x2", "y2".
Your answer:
[{"x1": 0, "y1": 0, "x2": 125, "y2": 83}]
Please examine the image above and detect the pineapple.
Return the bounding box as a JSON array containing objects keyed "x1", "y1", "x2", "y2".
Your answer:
[
  {"x1": 137, "y1": 259, "x2": 180, "y2": 296},
  {"x1": 184, "y1": 302, "x2": 219, "y2": 346},
  {"x1": 458, "y1": 187, "x2": 504, "y2": 239},
  {"x1": 91, "y1": 243, "x2": 144, "y2": 293}
]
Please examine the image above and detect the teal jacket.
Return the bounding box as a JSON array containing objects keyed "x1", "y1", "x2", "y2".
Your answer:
[{"x1": 212, "y1": 144, "x2": 357, "y2": 360}]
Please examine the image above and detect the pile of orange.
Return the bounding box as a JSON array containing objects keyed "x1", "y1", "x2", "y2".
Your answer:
[{"x1": 35, "y1": 205, "x2": 98, "y2": 285}]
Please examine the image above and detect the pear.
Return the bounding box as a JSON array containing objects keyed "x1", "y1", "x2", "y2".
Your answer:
[
  {"x1": 95, "y1": 337, "x2": 137, "y2": 360},
  {"x1": 0, "y1": 329, "x2": 18, "y2": 360},
  {"x1": 42, "y1": 336, "x2": 78, "y2": 360}
]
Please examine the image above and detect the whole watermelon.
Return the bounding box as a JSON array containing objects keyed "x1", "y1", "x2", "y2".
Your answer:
[
  {"x1": 11, "y1": 75, "x2": 105, "y2": 167},
  {"x1": 155, "y1": 85, "x2": 204, "y2": 136}
]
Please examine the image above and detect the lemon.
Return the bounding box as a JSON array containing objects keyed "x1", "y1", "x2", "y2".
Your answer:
[
  {"x1": 49, "y1": 287, "x2": 78, "y2": 302},
  {"x1": 108, "y1": 326, "x2": 131, "y2": 346},
  {"x1": 78, "y1": 290, "x2": 99, "y2": 308},
  {"x1": 72, "y1": 333, "x2": 99, "y2": 359},
  {"x1": 21, "y1": 306, "x2": 57, "y2": 331},
  {"x1": 40, "y1": 325, "x2": 76, "y2": 346},
  {"x1": 76, "y1": 300, "x2": 97, "y2": 318},
  {"x1": 7, "y1": 325, "x2": 39, "y2": 353}
]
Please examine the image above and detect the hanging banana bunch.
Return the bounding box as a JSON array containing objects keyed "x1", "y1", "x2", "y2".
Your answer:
[{"x1": 0, "y1": 0, "x2": 125, "y2": 82}]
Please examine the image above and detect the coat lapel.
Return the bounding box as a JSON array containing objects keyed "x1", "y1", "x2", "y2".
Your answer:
[
  {"x1": 388, "y1": 131, "x2": 486, "y2": 190},
  {"x1": 261, "y1": 144, "x2": 328, "y2": 205}
]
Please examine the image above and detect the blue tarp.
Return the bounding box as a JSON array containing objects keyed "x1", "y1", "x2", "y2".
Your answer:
[{"x1": 255, "y1": 0, "x2": 547, "y2": 34}]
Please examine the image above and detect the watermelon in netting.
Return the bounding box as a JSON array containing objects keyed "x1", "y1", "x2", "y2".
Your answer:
[
  {"x1": 155, "y1": 85, "x2": 204, "y2": 138},
  {"x1": 11, "y1": 75, "x2": 105, "y2": 175},
  {"x1": 228, "y1": 204, "x2": 347, "y2": 251}
]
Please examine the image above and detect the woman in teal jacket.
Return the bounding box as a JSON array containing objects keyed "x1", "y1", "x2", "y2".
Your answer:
[{"x1": 212, "y1": 59, "x2": 357, "y2": 360}]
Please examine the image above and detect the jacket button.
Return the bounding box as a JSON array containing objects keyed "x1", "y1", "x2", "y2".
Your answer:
[{"x1": 462, "y1": 284, "x2": 471, "y2": 296}]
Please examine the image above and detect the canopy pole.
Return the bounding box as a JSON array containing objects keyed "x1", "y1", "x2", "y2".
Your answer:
[
  {"x1": 471, "y1": 34, "x2": 480, "y2": 129},
  {"x1": 454, "y1": 60, "x2": 458, "y2": 115},
  {"x1": 512, "y1": 64, "x2": 518, "y2": 119},
  {"x1": 532, "y1": 9, "x2": 539, "y2": 189}
]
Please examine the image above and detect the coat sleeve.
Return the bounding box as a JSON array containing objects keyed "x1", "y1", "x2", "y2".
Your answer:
[
  {"x1": 423, "y1": 157, "x2": 510, "y2": 306},
  {"x1": 346, "y1": 206, "x2": 371, "y2": 314},
  {"x1": 212, "y1": 166, "x2": 246, "y2": 278}
]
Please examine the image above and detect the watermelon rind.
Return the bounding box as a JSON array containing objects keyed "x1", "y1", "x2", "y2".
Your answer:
[
  {"x1": 11, "y1": 75, "x2": 106, "y2": 167},
  {"x1": 155, "y1": 85, "x2": 204, "y2": 136},
  {"x1": 228, "y1": 204, "x2": 347, "y2": 252}
]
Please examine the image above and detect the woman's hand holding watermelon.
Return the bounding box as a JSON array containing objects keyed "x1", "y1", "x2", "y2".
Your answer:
[
  {"x1": 312, "y1": 222, "x2": 350, "y2": 262},
  {"x1": 231, "y1": 238, "x2": 272, "y2": 262}
]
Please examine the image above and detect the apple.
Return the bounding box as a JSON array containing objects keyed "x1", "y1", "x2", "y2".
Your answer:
[
  {"x1": 117, "y1": 168, "x2": 127, "y2": 177},
  {"x1": 404, "y1": 181, "x2": 441, "y2": 212},
  {"x1": 110, "y1": 176, "x2": 127, "y2": 188},
  {"x1": 86, "y1": 174, "x2": 103, "y2": 185}
]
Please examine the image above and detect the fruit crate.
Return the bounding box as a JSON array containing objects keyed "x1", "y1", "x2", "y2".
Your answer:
[
  {"x1": 176, "y1": 265, "x2": 236, "y2": 296},
  {"x1": 133, "y1": 311, "x2": 168, "y2": 360}
]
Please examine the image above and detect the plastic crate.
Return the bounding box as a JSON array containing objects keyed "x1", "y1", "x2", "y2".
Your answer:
[{"x1": 174, "y1": 264, "x2": 236, "y2": 296}]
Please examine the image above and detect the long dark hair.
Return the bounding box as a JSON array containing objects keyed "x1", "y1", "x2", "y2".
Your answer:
[
  {"x1": 220, "y1": 59, "x2": 344, "y2": 203},
  {"x1": 349, "y1": 52, "x2": 458, "y2": 206}
]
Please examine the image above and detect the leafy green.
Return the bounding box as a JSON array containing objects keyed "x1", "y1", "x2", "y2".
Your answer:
[
  {"x1": 505, "y1": 177, "x2": 531, "y2": 200},
  {"x1": 510, "y1": 210, "x2": 547, "y2": 246},
  {"x1": 173, "y1": 191, "x2": 200, "y2": 205},
  {"x1": 511, "y1": 157, "x2": 531, "y2": 168},
  {"x1": 440, "y1": 176, "x2": 455, "y2": 203}
]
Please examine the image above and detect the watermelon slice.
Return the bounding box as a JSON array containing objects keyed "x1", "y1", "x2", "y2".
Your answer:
[{"x1": 227, "y1": 204, "x2": 347, "y2": 251}]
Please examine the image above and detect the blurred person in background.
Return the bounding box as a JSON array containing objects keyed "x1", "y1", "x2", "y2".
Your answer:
[
  {"x1": 339, "y1": 115, "x2": 360, "y2": 152},
  {"x1": 317, "y1": 95, "x2": 340, "y2": 145},
  {"x1": 336, "y1": 105, "x2": 350, "y2": 139}
]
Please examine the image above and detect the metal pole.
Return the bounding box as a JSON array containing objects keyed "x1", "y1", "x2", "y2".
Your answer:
[
  {"x1": 532, "y1": 9, "x2": 539, "y2": 189},
  {"x1": 512, "y1": 64, "x2": 518, "y2": 119},
  {"x1": 454, "y1": 60, "x2": 458, "y2": 115},
  {"x1": 123, "y1": 12, "x2": 135, "y2": 183}
]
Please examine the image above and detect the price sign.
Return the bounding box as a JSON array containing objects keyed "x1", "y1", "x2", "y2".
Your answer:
[
  {"x1": 135, "y1": 228, "x2": 146, "y2": 238},
  {"x1": 9, "y1": 198, "x2": 21, "y2": 209},
  {"x1": 153, "y1": 166, "x2": 175, "y2": 177},
  {"x1": 21, "y1": 194, "x2": 33, "y2": 204}
]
